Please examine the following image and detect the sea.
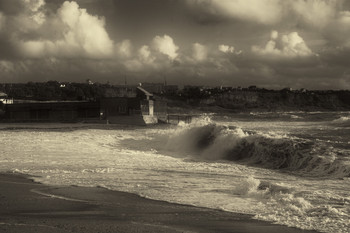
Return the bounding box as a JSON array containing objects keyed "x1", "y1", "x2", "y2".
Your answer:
[{"x1": 0, "y1": 111, "x2": 349, "y2": 233}]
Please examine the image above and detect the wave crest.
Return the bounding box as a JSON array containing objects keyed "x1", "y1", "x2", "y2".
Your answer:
[
  {"x1": 332, "y1": 116, "x2": 350, "y2": 127},
  {"x1": 166, "y1": 122, "x2": 350, "y2": 177}
]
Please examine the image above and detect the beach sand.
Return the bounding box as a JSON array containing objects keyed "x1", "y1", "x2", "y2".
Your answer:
[{"x1": 0, "y1": 173, "x2": 318, "y2": 233}]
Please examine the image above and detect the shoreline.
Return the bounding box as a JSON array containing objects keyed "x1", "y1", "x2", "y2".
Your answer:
[{"x1": 0, "y1": 172, "x2": 319, "y2": 233}]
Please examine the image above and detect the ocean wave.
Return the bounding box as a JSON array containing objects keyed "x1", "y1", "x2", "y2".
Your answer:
[
  {"x1": 166, "y1": 121, "x2": 350, "y2": 178},
  {"x1": 331, "y1": 116, "x2": 350, "y2": 127}
]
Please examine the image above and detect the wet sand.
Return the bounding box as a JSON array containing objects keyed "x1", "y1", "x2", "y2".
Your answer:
[{"x1": 0, "y1": 173, "x2": 318, "y2": 233}]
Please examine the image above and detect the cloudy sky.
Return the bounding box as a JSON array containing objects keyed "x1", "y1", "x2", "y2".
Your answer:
[{"x1": 1, "y1": 0, "x2": 350, "y2": 89}]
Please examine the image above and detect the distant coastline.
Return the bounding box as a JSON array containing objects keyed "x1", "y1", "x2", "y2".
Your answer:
[
  {"x1": 165, "y1": 89, "x2": 350, "y2": 114},
  {"x1": 1, "y1": 82, "x2": 350, "y2": 117}
]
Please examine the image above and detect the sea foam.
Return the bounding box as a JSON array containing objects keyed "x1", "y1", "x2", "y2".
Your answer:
[{"x1": 165, "y1": 120, "x2": 350, "y2": 178}]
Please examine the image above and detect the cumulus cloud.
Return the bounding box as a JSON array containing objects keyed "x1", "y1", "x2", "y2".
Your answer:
[
  {"x1": 122, "y1": 45, "x2": 157, "y2": 72},
  {"x1": 1, "y1": 0, "x2": 115, "y2": 59},
  {"x1": 252, "y1": 30, "x2": 314, "y2": 57},
  {"x1": 218, "y1": 44, "x2": 235, "y2": 53},
  {"x1": 151, "y1": 34, "x2": 179, "y2": 60},
  {"x1": 123, "y1": 40, "x2": 240, "y2": 81},
  {"x1": 116, "y1": 39, "x2": 133, "y2": 59},
  {"x1": 270, "y1": 30, "x2": 278, "y2": 40},
  {"x1": 0, "y1": 0, "x2": 47, "y2": 34},
  {"x1": 192, "y1": 43, "x2": 208, "y2": 62},
  {"x1": 281, "y1": 32, "x2": 314, "y2": 56},
  {"x1": 173, "y1": 41, "x2": 242, "y2": 81},
  {"x1": 123, "y1": 36, "x2": 180, "y2": 73},
  {"x1": 138, "y1": 45, "x2": 155, "y2": 64},
  {"x1": 24, "y1": 0, "x2": 46, "y2": 25}
]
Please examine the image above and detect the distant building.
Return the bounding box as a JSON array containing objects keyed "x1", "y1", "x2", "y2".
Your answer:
[{"x1": 0, "y1": 92, "x2": 13, "y2": 104}]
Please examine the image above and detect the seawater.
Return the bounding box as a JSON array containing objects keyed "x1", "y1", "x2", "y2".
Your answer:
[{"x1": 0, "y1": 111, "x2": 349, "y2": 233}]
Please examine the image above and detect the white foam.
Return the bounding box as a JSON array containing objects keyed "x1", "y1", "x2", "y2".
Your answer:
[
  {"x1": 0, "y1": 117, "x2": 349, "y2": 233},
  {"x1": 333, "y1": 116, "x2": 350, "y2": 123}
]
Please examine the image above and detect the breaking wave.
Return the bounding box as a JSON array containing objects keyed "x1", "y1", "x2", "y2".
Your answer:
[
  {"x1": 166, "y1": 121, "x2": 350, "y2": 178},
  {"x1": 332, "y1": 116, "x2": 350, "y2": 127}
]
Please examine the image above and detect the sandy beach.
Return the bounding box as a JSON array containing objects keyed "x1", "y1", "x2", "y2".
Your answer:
[{"x1": 0, "y1": 173, "x2": 318, "y2": 233}]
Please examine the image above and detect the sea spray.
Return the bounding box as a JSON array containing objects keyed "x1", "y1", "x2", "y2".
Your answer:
[
  {"x1": 165, "y1": 119, "x2": 350, "y2": 178},
  {"x1": 232, "y1": 176, "x2": 266, "y2": 196},
  {"x1": 232, "y1": 176, "x2": 348, "y2": 233}
]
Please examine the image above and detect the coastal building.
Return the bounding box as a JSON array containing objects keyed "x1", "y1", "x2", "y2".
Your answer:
[
  {"x1": 99, "y1": 95, "x2": 143, "y2": 125},
  {"x1": 137, "y1": 86, "x2": 167, "y2": 124},
  {"x1": 99, "y1": 86, "x2": 167, "y2": 124},
  {"x1": 0, "y1": 92, "x2": 13, "y2": 105},
  {"x1": 0, "y1": 86, "x2": 167, "y2": 125},
  {"x1": 2, "y1": 101, "x2": 100, "y2": 122}
]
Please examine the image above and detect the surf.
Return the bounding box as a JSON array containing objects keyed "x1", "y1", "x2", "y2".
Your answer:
[{"x1": 165, "y1": 119, "x2": 350, "y2": 178}]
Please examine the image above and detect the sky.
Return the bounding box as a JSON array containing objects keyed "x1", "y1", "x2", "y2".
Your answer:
[{"x1": 1, "y1": 0, "x2": 350, "y2": 89}]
